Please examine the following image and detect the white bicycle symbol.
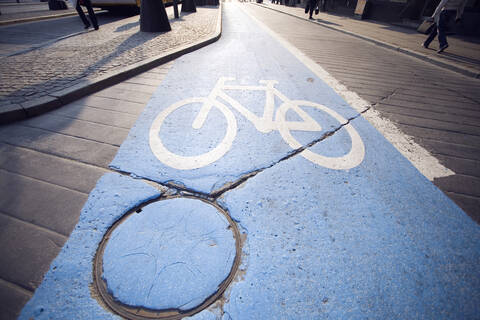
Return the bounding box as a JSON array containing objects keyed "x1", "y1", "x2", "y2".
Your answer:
[{"x1": 149, "y1": 77, "x2": 365, "y2": 170}]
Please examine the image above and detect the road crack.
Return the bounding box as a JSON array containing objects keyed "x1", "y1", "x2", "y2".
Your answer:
[
  {"x1": 371, "y1": 88, "x2": 398, "y2": 108},
  {"x1": 210, "y1": 108, "x2": 370, "y2": 198},
  {"x1": 109, "y1": 108, "x2": 370, "y2": 200}
]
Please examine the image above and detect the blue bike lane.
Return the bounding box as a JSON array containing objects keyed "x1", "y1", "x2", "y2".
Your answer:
[{"x1": 21, "y1": 2, "x2": 479, "y2": 320}]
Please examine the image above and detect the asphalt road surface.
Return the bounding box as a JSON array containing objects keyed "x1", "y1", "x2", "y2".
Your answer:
[{"x1": 18, "y1": 2, "x2": 480, "y2": 319}]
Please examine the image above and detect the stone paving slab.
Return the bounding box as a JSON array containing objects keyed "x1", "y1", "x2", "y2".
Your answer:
[
  {"x1": 0, "y1": 142, "x2": 107, "y2": 193},
  {"x1": 0, "y1": 4, "x2": 221, "y2": 124},
  {"x1": 0, "y1": 213, "x2": 67, "y2": 291},
  {"x1": 0, "y1": 277, "x2": 32, "y2": 320},
  {"x1": 255, "y1": 2, "x2": 480, "y2": 78},
  {"x1": 0, "y1": 63, "x2": 173, "y2": 319},
  {"x1": 0, "y1": 169, "x2": 89, "y2": 235}
]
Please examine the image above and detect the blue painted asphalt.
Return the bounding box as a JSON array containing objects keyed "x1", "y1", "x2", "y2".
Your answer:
[
  {"x1": 110, "y1": 3, "x2": 361, "y2": 193},
  {"x1": 20, "y1": 173, "x2": 162, "y2": 319},
  {"x1": 21, "y1": 2, "x2": 479, "y2": 319}
]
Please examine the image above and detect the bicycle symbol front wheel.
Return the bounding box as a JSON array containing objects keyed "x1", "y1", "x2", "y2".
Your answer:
[
  {"x1": 149, "y1": 97, "x2": 237, "y2": 170},
  {"x1": 276, "y1": 100, "x2": 365, "y2": 170}
]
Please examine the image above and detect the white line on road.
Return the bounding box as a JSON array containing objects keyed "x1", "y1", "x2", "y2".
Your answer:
[{"x1": 239, "y1": 2, "x2": 454, "y2": 181}]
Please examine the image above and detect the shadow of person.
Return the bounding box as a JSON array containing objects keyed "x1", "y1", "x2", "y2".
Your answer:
[
  {"x1": 314, "y1": 19, "x2": 342, "y2": 27},
  {"x1": 440, "y1": 52, "x2": 480, "y2": 66}
]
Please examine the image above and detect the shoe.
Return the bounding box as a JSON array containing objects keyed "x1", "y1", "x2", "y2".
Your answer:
[
  {"x1": 309, "y1": 16, "x2": 313, "y2": 19},
  {"x1": 84, "y1": 23, "x2": 90, "y2": 29},
  {"x1": 421, "y1": 42, "x2": 428, "y2": 49},
  {"x1": 94, "y1": 25, "x2": 99, "y2": 30},
  {"x1": 437, "y1": 44, "x2": 448, "y2": 53}
]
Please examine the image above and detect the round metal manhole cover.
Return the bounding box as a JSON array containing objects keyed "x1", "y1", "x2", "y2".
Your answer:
[{"x1": 93, "y1": 196, "x2": 241, "y2": 319}]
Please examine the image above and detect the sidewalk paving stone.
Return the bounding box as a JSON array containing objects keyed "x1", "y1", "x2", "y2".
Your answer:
[
  {"x1": 0, "y1": 4, "x2": 221, "y2": 123},
  {"x1": 0, "y1": 63, "x2": 175, "y2": 319},
  {"x1": 256, "y1": 2, "x2": 480, "y2": 78}
]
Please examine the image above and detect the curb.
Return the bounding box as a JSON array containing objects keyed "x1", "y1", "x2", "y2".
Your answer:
[
  {"x1": 0, "y1": 11, "x2": 89, "y2": 26},
  {"x1": 0, "y1": 6, "x2": 104, "y2": 26},
  {"x1": 0, "y1": 5, "x2": 223, "y2": 125},
  {"x1": 255, "y1": 3, "x2": 480, "y2": 80}
]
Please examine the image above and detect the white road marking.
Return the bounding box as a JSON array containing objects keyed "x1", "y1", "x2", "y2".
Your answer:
[
  {"x1": 239, "y1": 3, "x2": 454, "y2": 180},
  {"x1": 149, "y1": 77, "x2": 365, "y2": 170}
]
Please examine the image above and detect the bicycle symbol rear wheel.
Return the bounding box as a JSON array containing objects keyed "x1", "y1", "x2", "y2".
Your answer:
[
  {"x1": 276, "y1": 100, "x2": 365, "y2": 170},
  {"x1": 149, "y1": 97, "x2": 237, "y2": 170}
]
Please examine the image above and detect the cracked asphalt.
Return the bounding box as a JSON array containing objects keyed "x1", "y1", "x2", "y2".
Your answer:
[
  {"x1": 15, "y1": 1, "x2": 480, "y2": 319},
  {"x1": 1, "y1": 1, "x2": 479, "y2": 319}
]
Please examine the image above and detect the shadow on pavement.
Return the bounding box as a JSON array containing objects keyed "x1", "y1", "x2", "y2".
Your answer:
[
  {"x1": 379, "y1": 24, "x2": 419, "y2": 34},
  {"x1": 115, "y1": 20, "x2": 138, "y2": 32},
  {"x1": 441, "y1": 52, "x2": 480, "y2": 65},
  {"x1": 0, "y1": 14, "x2": 156, "y2": 108},
  {"x1": 313, "y1": 18, "x2": 341, "y2": 26}
]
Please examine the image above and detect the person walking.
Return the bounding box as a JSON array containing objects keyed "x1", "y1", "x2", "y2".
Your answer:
[
  {"x1": 305, "y1": 0, "x2": 319, "y2": 19},
  {"x1": 422, "y1": 0, "x2": 467, "y2": 53},
  {"x1": 73, "y1": 0, "x2": 99, "y2": 30}
]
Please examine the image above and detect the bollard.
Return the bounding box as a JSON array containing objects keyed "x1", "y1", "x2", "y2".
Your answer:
[
  {"x1": 140, "y1": 0, "x2": 171, "y2": 32},
  {"x1": 181, "y1": 0, "x2": 196, "y2": 12}
]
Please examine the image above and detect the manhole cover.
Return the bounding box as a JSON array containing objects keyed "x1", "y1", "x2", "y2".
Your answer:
[{"x1": 93, "y1": 196, "x2": 241, "y2": 319}]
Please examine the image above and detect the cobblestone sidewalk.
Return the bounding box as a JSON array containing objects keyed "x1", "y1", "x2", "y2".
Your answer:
[{"x1": 0, "y1": 5, "x2": 220, "y2": 123}]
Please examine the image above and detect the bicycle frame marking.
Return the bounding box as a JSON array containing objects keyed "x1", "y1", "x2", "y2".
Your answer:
[
  {"x1": 193, "y1": 77, "x2": 322, "y2": 134},
  {"x1": 149, "y1": 77, "x2": 365, "y2": 170}
]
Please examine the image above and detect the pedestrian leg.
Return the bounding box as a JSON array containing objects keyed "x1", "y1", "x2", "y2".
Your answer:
[
  {"x1": 84, "y1": 0, "x2": 99, "y2": 30},
  {"x1": 308, "y1": 0, "x2": 315, "y2": 18},
  {"x1": 76, "y1": 2, "x2": 90, "y2": 28},
  {"x1": 437, "y1": 10, "x2": 452, "y2": 52},
  {"x1": 423, "y1": 24, "x2": 437, "y2": 48}
]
